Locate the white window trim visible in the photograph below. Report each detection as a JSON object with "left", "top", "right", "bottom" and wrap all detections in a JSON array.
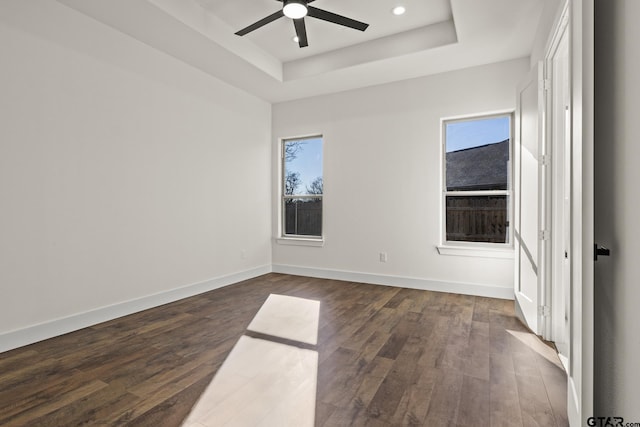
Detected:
[
  {"left": 437, "top": 244, "right": 514, "bottom": 258},
  {"left": 276, "top": 237, "right": 325, "bottom": 247},
  {"left": 278, "top": 135, "right": 324, "bottom": 243},
  {"left": 439, "top": 111, "right": 514, "bottom": 255}
]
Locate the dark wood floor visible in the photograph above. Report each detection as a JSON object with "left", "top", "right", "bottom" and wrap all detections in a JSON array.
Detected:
[{"left": 0, "top": 273, "right": 568, "bottom": 426}]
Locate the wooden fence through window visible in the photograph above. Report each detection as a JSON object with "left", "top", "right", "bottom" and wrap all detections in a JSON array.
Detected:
[
  {"left": 284, "top": 199, "right": 322, "bottom": 236},
  {"left": 446, "top": 196, "right": 508, "bottom": 243}
]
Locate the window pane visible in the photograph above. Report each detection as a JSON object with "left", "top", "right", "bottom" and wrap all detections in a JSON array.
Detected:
[
  {"left": 284, "top": 198, "right": 322, "bottom": 236},
  {"left": 282, "top": 136, "right": 323, "bottom": 238},
  {"left": 446, "top": 116, "right": 510, "bottom": 191},
  {"left": 284, "top": 138, "right": 323, "bottom": 196},
  {"left": 446, "top": 195, "right": 508, "bottom": 243}
]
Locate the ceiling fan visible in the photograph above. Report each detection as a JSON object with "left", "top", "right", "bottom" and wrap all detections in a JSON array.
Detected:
[{"left": 235, "top": 0, "right": 369, "bottom": 48}]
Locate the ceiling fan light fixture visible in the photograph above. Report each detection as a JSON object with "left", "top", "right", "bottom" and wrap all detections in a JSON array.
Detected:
[{"left": 283, "top": 0, "right": 308, "bottom": 19}]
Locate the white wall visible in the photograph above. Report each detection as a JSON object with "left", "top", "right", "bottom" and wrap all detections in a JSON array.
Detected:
[
  {"left": 272, "top": 58, "right": 530, "bottom": 298},
  {"left": 530, "top": 0, "right": 565, "bottom": 67},
  {"left": 0, "top": 1, "right": 271, "bottom": 349},
  {"left": 594, "top": 0, "right": 640, "bottom": 419}
]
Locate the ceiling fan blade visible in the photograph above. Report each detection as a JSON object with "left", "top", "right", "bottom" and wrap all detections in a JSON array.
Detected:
[
  {"left": 235, "top": 10, "right": 284, "bottom": 36},
  {"left": 307, "top": 6, "right": 369, "bottom": 31},
  {"left": 293, "top": 18, "right": 308, "bottom": 47}
]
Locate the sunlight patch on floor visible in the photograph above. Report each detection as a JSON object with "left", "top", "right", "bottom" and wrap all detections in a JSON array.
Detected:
[
  {"left": 506, "top": 329, "right": 564, "bottom": 369},
  {"left": 247, "top": 294, "right": 320, "bottom": 345},
  {"left": 182, "top": 294, "right": 320, "bottom": 427}
]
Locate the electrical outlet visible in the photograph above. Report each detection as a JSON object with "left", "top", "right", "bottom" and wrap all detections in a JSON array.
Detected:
[{"left": 379, "top": 252, "right": 387, "bottom": 262}]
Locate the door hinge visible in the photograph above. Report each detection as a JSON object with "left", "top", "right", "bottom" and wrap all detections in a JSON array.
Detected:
[
  {"left": 538, "top": 230, "right": 550, "bottom": 241},
  {"left": 541, "top": 78, "right": 551, "bottom": 91},
  {"left": 540, "top": 154, "right": 550, "bottom": 166},
  {"left": 538, "top": 305, "right": 551, "bottom": 317}
]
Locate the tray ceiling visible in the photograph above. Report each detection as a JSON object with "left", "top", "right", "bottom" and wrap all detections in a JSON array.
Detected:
[{"left": 57, "top": 0, "right": 559, "bottom": 102}]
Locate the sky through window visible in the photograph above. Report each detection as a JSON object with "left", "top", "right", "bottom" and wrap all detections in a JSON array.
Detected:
[
  {"left": 285, "top": 137, "right": 323, "bottom": 195},
  {"left": 446, "top": 116, "right": 510, "bottom": 153}
]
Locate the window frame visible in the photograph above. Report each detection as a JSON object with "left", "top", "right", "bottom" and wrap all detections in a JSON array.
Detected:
[
  {"left": 279, "top": 135, "right": 324, "bottom": 243},
  {"left": 440, "top": 111, "right": 514, "bottom": 251}
]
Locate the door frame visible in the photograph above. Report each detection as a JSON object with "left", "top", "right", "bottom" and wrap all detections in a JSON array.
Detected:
[
  {"left": 543, "top": 0, "right": 571, "bottom": 364},
  {"left": 539, "top": 1, "right": 593, "bottom": 424}
]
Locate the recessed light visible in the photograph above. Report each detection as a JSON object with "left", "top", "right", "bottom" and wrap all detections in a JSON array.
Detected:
[
  {"left": 392, "top": 6, "right": 406, "bottom": 16},
  {"left": 292, "top": 36, "right": 300, "bottom": 43}
]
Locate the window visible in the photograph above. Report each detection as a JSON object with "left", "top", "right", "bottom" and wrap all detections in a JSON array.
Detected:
[
  {"left": 281, "top": 136, "right": 323, "bottom": 239},
  {"left": 443, "top": 114, "right": 511, "bottom": 245}
]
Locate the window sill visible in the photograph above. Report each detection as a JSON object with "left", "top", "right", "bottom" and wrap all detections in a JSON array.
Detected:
[
  {"left": 276, "top": 237, "right": 324, "bottom": 247},
  {"left": 437, "top": 245, "right": 514, "bottom": 259}
]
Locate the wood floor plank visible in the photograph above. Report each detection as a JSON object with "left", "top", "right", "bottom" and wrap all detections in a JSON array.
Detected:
[
  {"left": 0, "top": 362, "right": 79, "bottom": 408},
  {"left": 423, "top": 368, "right": 464, "bottom": 426},
  {"left": 366, "top": 374, "right": 407, "bottom": 422},
  {"left": 469, "top": 320, "right": 491, "bottom": 353},
  {"left": 0, "top": 273, "right": 568, "bottom": 426},
  {"left": 0, "top": 379, "right": 107, "bottom": 426},
  {"left": 315, "top": 400, "right": 337, "bottom": 426},
  {"left": 463, "top": 346, "right": 491, "bottom": 381},
  {"left": 472, "top": 297, "right": 493, "bottom": 323},
  {"left": 534, "top": 353, "right": 570, "bottom": 427},
  {"left": 0, "top": 369, "right": 93, "bottom": 421},
  {"left": 366, "top": 333, "right": 428, "bottom": 423},
  {"left": 127, "top": 346, "right": 227, "bottom": 398},
  {"left": 0, "top": 349, "right": 39, "bottom": 372},
  {"left": 489, "top": 352, "right": 524, "bottom": 427},
  {"left": 376, "top": 312, "right": 421, "bottom": 360},
  {"left": 516, "top": 373, "right": 557, "bottom": 427},
  {"left": 322, "top": 360, "right": 393, "bottom": 427},
  {"left": 337, "top": 355, "right": 394, "bottom": 408},
  {"left": 512, "top": 348, "right": 542, "bottom": 378},
  {"left": 354, "top": 366, "right": 394, "bottom": 406},
  {"left": 124, "top": 375, "right": 214, "bottom": 427},
  {"left": 112, "top": 364, "right": 217, "bottom": 424},
  {"left": 24, "top": 384, "right": 140, "bottom": 427},
  {"left": 317, "top": 347, "right": 359, "bottom": 405},
  {"left": 457, "top": 374, "right": 490, "bottom": 427},
  {"left": 391, "top": 388, "right": 433, "bottom": 426}
]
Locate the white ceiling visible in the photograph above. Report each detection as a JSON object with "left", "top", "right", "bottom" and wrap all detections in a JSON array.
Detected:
[
  {"left": 57, "top": 0, "right": 558, "bottom": 103},
  {"left": 195, "top": 0, "right": 453, "bottom": 62}
]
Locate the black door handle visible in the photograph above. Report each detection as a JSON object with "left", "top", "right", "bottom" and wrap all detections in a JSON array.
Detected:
[{"left": 594, "top": 243, "right": 610, "bottom": 261}]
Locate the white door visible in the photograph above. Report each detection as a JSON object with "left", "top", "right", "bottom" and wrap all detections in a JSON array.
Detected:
[
  {"left": 566, "top": 0, "right": 594, "bottom": 424},
  {"left": 514, "top": 64, "right": 544, "bottom": 334},
  {"left": 548, "top": 14, "right": 571, "bottom": 369}
]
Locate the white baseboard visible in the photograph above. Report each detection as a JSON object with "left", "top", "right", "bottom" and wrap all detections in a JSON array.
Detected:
[
  {"left": 272, "top": 264, "right": 514, "bottom": 300},
  {"left": 1, "top": 263, "right": 515, "bottom": 354},
  {"left": 0, "top": 265, "right": 272, "bottom": 353}
]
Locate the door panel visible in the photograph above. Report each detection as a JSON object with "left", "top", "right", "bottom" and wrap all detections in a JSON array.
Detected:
[
  {"left": 550, "top": 23, "right": 571, "bottom": 364},
  {"left": 514, "top": 65, "right": 542, "bottom": 334}
]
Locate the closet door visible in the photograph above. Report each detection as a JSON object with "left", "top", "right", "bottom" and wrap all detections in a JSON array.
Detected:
[{"left": 514, "top": 63, "right": 545, "bottom": 334}]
